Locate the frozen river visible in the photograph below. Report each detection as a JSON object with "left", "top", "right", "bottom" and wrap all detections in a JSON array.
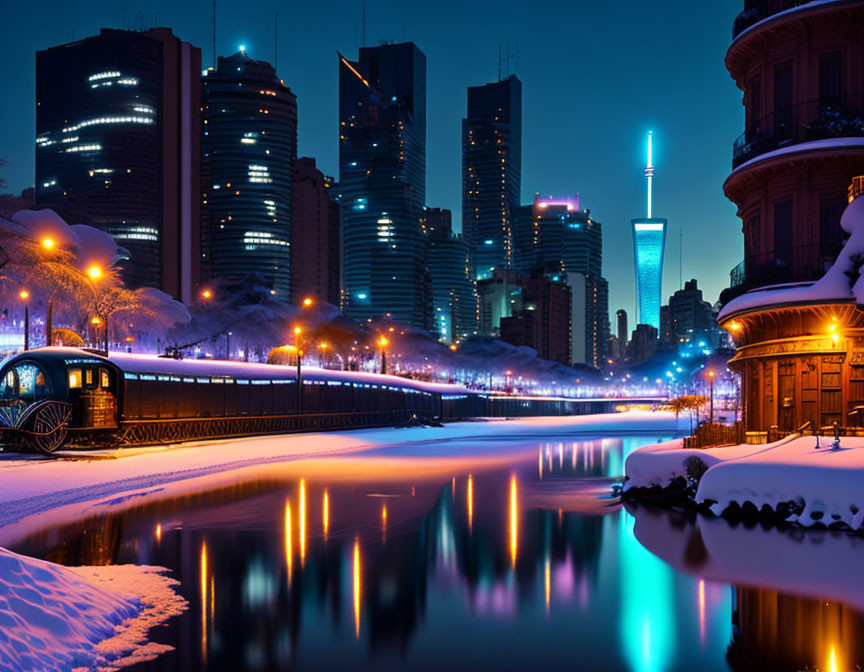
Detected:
[{"left": 5, "top": 421, "right": 864, "bottom": 671}]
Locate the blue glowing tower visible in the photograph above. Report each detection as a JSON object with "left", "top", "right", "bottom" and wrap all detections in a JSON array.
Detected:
[{"left": 631, "top": 131, "right": 667, "bottom": 329}]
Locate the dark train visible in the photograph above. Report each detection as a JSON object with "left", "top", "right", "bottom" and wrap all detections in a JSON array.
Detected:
[{"left": 0, "top": 347, "right": 629, "bottom": 455}]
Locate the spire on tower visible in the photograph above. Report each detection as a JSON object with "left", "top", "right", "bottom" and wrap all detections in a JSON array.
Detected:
[{"left": 645, "top": 131, "right": 654, "bottom": 218}]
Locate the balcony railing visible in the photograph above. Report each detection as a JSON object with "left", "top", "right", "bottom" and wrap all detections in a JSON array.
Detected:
[
  {"left": 732, "top": 0, "right": 823, "bottom": 39},
  {"left": 732, "top": 94, "right": 864, "bottom": 169},
  {"left": 721, "top": 241, "right": 843, "bottom": 304}
]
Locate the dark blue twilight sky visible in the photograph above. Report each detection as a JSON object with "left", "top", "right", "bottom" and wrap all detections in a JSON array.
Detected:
[{"left": 0, "top": 0, "right": 743, "bottom": 322}]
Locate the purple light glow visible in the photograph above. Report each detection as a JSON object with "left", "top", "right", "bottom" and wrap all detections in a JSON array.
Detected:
[{"left": 534, "top": 195, "right": 580, "bottom": 212}]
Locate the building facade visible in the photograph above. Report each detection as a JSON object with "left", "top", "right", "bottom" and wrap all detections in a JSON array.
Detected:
[
  {"left": 462, "top": 75, "right": 522, "bottom": 281},
  {"left": 201, "top": 50, "right": 297, "bottom": 298},
  {"left": 338, "top": 43, "right": 431, "bottom": 329},
  {"left": 36, "top": 28, "right": 201, "bottom": 302},
  {"left": 723, "top": 0, "right": 864, "bottom": 300},
  {"left": 499, "top": 273, "right": 571, "bottom": 365},
  {"left": 660, "top": 279, "right": 722, "bottom": 350},
  {"left": 426, "top": 208, "right": 477, "bottom": 344},
  {"left": 291, "top": 158, "right": 341, "bottom": 306}
]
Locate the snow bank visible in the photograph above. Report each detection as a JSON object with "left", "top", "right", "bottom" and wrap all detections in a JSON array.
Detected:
[
  {"left": 0, "top": 547, "right": 185, "bottom": 672},
  {"left": 625, "top": 434, "right": 864, "bottom": 530}
]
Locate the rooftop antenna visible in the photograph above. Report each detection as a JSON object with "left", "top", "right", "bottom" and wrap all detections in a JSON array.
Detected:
[
  {"left": 274, "top": 11, "right": 278, "bottom": 72},
  {"left": 361, "top": 0, "right": 366, "bottom": 47},
  {"left": 212, "top": 0, "right": 216, "bottom": 68},
  {"left": 497, "top": 43, "right": 502, "bottom": 81},
  {"left": 679, "top": 227, "right": 683, "bottom": 290},
  {"left": 645, "top": 130, "right": 654, "bottom": 218}
]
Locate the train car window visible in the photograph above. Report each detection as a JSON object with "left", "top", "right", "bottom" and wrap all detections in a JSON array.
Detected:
[
  {"left": 0, "top": 364, "right": 52, "bottom": 402},
  {"left": 85, "top": 369, "right": 94, "bottom": 387},
  {"left": 100, "top": 369, "right": 110, "bottom": 388},
  {"left": 68, "top": 368, "right": 82, "bottom": 389}
]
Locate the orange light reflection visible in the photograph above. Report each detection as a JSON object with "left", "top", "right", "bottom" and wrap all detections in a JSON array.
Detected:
[
  {"left": 200, "top": 541, "right": 208, "bottom": 663},
  {"left": 467, "top": 474, "right": 474, "bottom": 534},
  {"left": 353, "top": 537, "right": 361, "bottom": 638},
  {"left": 508, "top": 474, "right": 518, "bottom": 568},
  {"left": 299, "top": 479, "right": 307, "bottom": 567},
  {"left": 322, "top": 490, "right": 329, "bottom": 540},
  {"left": 284, "top": 501, "right": 293, "bottom": 585}
]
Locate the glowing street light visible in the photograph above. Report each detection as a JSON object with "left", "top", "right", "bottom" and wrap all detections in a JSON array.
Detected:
[
  {"left": 302, "top": 297, "right": 314, "bottom": 308},
  {"left": 378, "top": 336, "right": 389, "bottom": 374},
  {"left": 201, "top": 289, "right": 213, "bottom": 300},
  {"left": 19, "top": 290, "right": 30, "bottom": 350},
  {"left": 86, "top": 264, "right": 103, "bottom": 280},
  {"left": 41, "top": 237, "right": 55, "bottom": 250},
  {"left": 707, "top": 370, "right": 716, "bottom": 424}
]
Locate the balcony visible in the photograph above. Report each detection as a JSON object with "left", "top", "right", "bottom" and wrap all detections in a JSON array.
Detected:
[
  {"left": 721, "top": 241, "right": 844, "bottom": 305},
  {"left": 732, "top": 0, "right": 822, "bottom": 39},
  {"left": 732, "top": 94, "right": 864, "bottom": 169}
]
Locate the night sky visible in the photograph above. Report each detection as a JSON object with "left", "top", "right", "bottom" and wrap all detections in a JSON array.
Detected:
[{"left": 0, "top": 0, "right": 742, "bottom": 323}]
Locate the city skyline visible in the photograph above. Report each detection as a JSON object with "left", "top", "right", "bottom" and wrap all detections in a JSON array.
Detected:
[{"left": 0, "top": 0, "right": 742, "bottom": 324}]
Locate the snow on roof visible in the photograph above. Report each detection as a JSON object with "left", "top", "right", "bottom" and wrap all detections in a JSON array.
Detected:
[
  {"left": 719, "top": 194, "right": 864, "bottom": 320},
  {"left": 31, "top": 347, "right": 471, "bottom": 394},
  {"left": 732, "top": 0, "right": 857, "bottom": 45},
  {"left": 728, "top": 137, "right": 864, "bottom": 180}
]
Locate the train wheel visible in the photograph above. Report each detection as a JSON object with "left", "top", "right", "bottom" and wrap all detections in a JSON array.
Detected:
[{"left": 20, "top": 401, "right": 72, "bottom": 456}]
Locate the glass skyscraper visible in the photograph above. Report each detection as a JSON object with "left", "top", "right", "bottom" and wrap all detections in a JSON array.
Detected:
[
  {"left": 201, "top": 50, "right": 297, "bottom": 298},
  {"left": 338, "top": 43, "right": 430, "bottom": 329},
  {"left": 631, "top": 218, "right": 667, "bottom": 329},
  {"left": 426, "top": 208, "right": 477, "bottom": 344},
  {"left": 462, "top": 75, "right": 522, "bottom": 281},
  {"left": 36, "top": 28, "right": 201, "bottom": 302}
]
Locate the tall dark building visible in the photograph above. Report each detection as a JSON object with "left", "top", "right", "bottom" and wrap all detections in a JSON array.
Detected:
[
  {"left": 339, "top": 43, "right": 430, "bottom": 329},
  {"left": 291, "top": 158, "right": 341, "bottom": 307},
  {"left": 512, "top": 195, "right": 609, "bottom": 367},
  {"left": 616, "top": 309, "right": 628, "bottom": 346},
  {"left": 426, "top": 208, "right": 477, "bottom": 344},
  {"left": 36, "top": 28, "right": 201, "bottom": 302},
  {"left": 462, "top": 75, "right": 522, "bottom": 281},
  {"left": 201, "top": 50, "right": 297, "bottom": 298},
  {"left": 659, "top": 278, "right": 724, "bottom": 350}
]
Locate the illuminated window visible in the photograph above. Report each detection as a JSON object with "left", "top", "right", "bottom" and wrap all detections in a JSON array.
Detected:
[
  {"left": 68, "top": 369, "right": 82, "bottom": 389},
  {"left": 100, "top": 369, "right": 110, "bottom": 388}
]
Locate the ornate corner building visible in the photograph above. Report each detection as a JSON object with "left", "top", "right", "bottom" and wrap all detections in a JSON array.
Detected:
[{"left": 723, "top": 0, "right": 864, "bottom": 302}]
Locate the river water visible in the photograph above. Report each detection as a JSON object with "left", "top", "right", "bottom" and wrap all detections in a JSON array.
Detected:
[{"left": 8, "top": 432, "right": 864, "bottom": 671}]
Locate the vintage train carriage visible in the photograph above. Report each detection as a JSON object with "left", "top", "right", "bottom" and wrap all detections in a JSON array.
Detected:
[{"left": 0, "top": 348, "right": 632, "bottom": 456}]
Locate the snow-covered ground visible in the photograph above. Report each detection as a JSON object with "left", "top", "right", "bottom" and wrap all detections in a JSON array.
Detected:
[
  {"left": 0, "top": 547, "right": 186, "bottom": 672},
  {"left": 625, "top": 433, "right": 864, "bottom": 529}
]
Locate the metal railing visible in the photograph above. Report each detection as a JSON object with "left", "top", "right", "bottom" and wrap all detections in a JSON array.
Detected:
[
  {"left": 684, "top": 422, "right": 745, "bottom": 448},
  {"left": 727, "top": 241, "right": 841, "bottom": 289},
  {"left": 732, "top": 95, "right": 864, "bottom": 169}
]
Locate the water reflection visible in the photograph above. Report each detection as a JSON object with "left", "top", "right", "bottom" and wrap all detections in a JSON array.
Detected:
[{"left": 10, "top": 434, "right": 863, "bottom": 671}]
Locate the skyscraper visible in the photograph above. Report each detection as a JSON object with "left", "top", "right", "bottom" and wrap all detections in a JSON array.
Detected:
[
  {"left": 426, "top": 208, "right": 477, "bottom": 344},
  {"left": 631, "top": 131, "right": 667, "bottom": 329},
  {"left": 339, "top": 43, "right": 430, "bottom": 329},
  {"left": 512, "top": 194, "right": 609, "bottom": 367},
  {"left": 201, "top": 50, "right": 297, "bottom": 298},
  {"left": 36, "top": 28, "right": 201, "bottom": 302},
  {"left": 291, "top": 158, "right": 341, "bottom": 307},
  {"left": 462, "top": 75, "right": 522, "bottom": 281}
]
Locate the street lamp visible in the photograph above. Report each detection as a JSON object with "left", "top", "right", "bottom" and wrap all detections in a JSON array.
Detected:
[
  {"left": 19, "top": 290, "right": 29, "bottom": 351},
  {"left": 318, "top": 342, "right": 329, "bottom": 368},
  {"left": 302, "top": 297, "right": 314, "bottom": 308},
  {"left": 41, "top": 237, "right": 55, "bottom": 250},
  {"left": 378, "top": 337, "right": 389, "bottom": 374},
  {"left": 294, "top": 327, "right": 303, "bottom": 408},
  {"left": 83, "top": 264, "right": 107, "bottom": 353},
  {"left": 707, "top": 370, "right": 716, "bottom": 424},
  {"left": 201, "top": 289, "right": 213, "bottom": 300}
]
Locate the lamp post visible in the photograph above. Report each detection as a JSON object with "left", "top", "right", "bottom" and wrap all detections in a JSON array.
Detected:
[
  {"left": 85, "top": 264, "right": 108, "bottom": 354},
  {"left": 294, "top": 327, "right": 303, "bottom": 409},
  {"left": 41, "top": 237, "right": 55, "bottom": 346},
  {"left": 318, "top": 342, "right": 329, "bottom": 368},
  {"left": 19, "top": 290, "right": 29, "bottom": 351},
  {"left": 707, "top": 370, "right": 716, "bottom": 424},
  {"left": 378, "top": 337, "right": 388, "bottom": 375}
]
